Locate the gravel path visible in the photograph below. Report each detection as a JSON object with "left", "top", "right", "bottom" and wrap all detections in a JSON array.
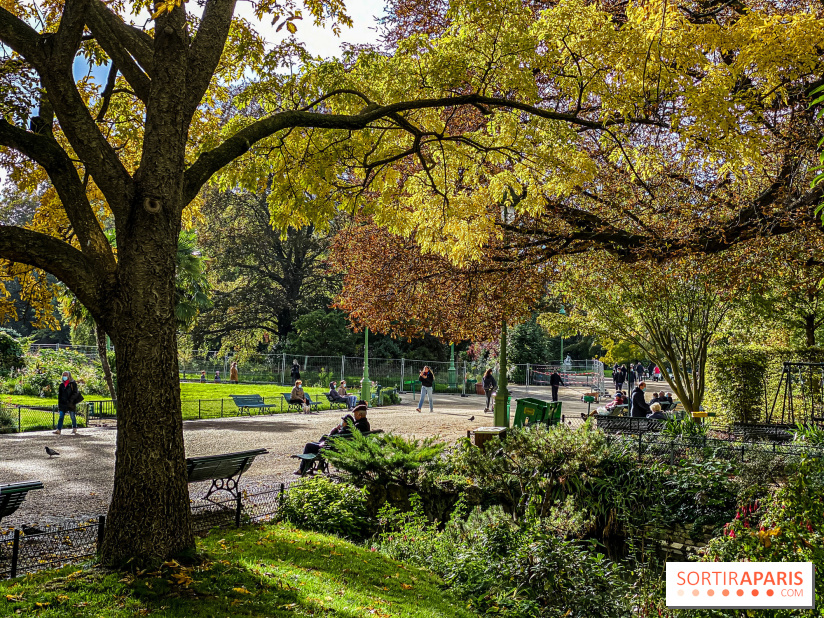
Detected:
[{"left": 0, "top": 387, "right": 590, "bottom": 529}]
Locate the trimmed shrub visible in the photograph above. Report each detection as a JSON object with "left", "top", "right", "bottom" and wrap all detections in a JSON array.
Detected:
[
  {"left": 705, "top": 345, "right": 824, "bottom": 424},
  {"left": 0, "top": 333, "right": 24, "bottom": 373},
  {"left": 278, "top": 476, "right": 370, "bottom": 540}
]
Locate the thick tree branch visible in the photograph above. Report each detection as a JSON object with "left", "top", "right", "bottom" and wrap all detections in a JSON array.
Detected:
[
  {"left": 0, "top": 6, "right": 45, "bottom": 66},
  {"left": 84, "top": 0, "right": 154, "bottom": 76},
  {"left": 83, "top": 0, "right": 151, "bottom": 102},
  {"left": 185, "top": 0, "right": 237, "bottom": 115},
  {"left": 0, "top": 226, "right": 103, "bottom": 317},
  {"left": 184, "top": 93, "right": 657, "bottom": 204},
  {"left": 0, "top": 120, "right": 116, "bottom": 272}
]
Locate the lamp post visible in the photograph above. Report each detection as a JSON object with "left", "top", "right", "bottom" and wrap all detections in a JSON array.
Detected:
[
  {"left": 493, "top": 319, "right": 509, "bottom": 427},
  {"left": 558, "top": 306, "right": 566, "bottom": 364},
  {"left": 361, "top": 327, "right": 371, "bottom": 403},
  {"left": 448, "top": 343, "right": 457, "bottom": 390}
]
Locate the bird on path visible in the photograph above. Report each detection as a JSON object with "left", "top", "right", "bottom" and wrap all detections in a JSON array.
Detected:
[
  {"left": 468, "top": 416, "right": 475, "bottom": 421},
  {"left": 21, "top": 525, "right": 44, "bottom": 536},
  {"left": 45, "top": 446, "right": 59, "bottom": 458}
]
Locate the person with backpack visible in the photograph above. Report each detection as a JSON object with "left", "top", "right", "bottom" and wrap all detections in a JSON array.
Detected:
[
  {"left": 53, "top": 370, "right": 83, "bottom": 435},
  {"left": 482, "top": 368, "right": 497, "bottom": 413},
  {"left": 416, "top": 365, "right": 435, "bottom": 413}
]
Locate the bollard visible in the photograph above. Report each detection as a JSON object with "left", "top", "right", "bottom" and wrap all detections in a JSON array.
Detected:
[
  {"left": 235, "top": 495, "right": 243, "bottom": 528},
  {"left": 10, "top": 529, "right": 19, "bottom": 578},
  {"left": 97, "top": 515, "right": 106, "bottom": 553}
]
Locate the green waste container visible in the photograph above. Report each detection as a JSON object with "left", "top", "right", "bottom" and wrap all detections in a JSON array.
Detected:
[
  {"left": 513, "top": 397, "right": 550, "bottom": 428},
  {"left": 545, "top": 401, "right": 563, "bottom": 426}
]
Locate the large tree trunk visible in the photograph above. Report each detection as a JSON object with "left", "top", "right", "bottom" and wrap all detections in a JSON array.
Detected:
[
  {"left": 94, "top": 320, "right": 116, "bottom": 402},
  {"left": 100, "top": 239, "right": 193, "bottom": 563}
]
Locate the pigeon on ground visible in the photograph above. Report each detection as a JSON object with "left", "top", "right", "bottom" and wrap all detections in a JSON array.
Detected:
[
  {"left": 468, "top": 416, "right": 475, "bottom": 421},
  {"left": 21, "top": 525, "right": 44, "bottom": 536},
  {"left": 45, "top": 446, "right": 59, "bottom": 458}
]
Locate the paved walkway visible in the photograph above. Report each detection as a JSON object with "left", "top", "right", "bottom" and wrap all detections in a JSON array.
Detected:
[{"left": 0, "top": 386, "right": 593, "bottom": 529}]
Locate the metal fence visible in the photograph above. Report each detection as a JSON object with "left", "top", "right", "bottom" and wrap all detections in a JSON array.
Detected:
[
  {"left": 179, "top": 352, "right": 606, "bottom": 396},
  {"left": 0, "top": 401, "right": 117, "bottom": 434},
  {"left": 0, "top": 483, "right": 294, "bottom": 579}
]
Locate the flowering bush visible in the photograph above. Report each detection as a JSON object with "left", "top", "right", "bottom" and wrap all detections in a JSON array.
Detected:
[{"left": 0, "top": 349, "right": 110, "bottom": 397}]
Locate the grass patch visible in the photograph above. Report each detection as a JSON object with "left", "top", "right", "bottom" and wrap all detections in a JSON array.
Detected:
[
  {"left": 4, "top": 383, "right": 352, "bottom": 428},
  {"left": 0, "top": 523, "right": 475, "bottom": 618}
]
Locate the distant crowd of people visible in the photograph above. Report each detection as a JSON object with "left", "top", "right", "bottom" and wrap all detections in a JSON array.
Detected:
[
  {"left": 585, "top": 385, "right": 675, "bottom": 420},
  {"left": 611, "top": 361, "right": 663, "bottom": 392}
]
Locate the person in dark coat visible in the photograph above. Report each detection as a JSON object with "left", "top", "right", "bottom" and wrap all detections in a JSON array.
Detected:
[
  {"left": 482, "top": 368, "right": 497, "bottom": 413},
  {"left": 627, "top": 367, "right": 636, "bottom": 391},
  {"left": 290, "top": 359, "right": 301, "bottom": 384},
  {"left": 630, "top": 381, "right": 651, "bottom": 417},
  {"left": 328, "top": 381, "right": 350, "bottom": 406},
  {"left": 295, "top": 402, "right": 370, "bottom": 475},
  {"left": 54, "top": 370, "right": 82, "bottom": 435},
  {"left": 615, "top": 365, "right": 625, "bottom": 392},
  {"left": 549, "top": 370, "right": 564, "bottom": 402}
]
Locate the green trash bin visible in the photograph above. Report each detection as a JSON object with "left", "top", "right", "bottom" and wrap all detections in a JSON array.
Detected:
[
  {"left": 545, "top": 401, "right": 563, "bottom": 426},
  {"left": 513, "top": 397, "right": 550, "bottom": 428}
]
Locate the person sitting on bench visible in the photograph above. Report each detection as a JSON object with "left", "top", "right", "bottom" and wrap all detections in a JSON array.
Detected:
[
  {"left": 294, "top": 402, "right": 370, "bottom": 475},
  {"left": 327, "top": 381, "right": 351, "bottom": 407},
  {"left": 290, "top": 380, "right": 313, "bottom": 413},
  {"left": 646, "top": 402, "right": 668, "bottom": 420},
  {"left": 337, "top": 380, "right": 357, "bottom": 408}
]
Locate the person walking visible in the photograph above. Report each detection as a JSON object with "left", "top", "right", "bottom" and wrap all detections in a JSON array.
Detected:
[
  {"left": 416, "top": 365, "right": 435, "bottom": 413},
  {"left": 482, "top": 368, "right": 497, "bottom": 413},
  {"left": 290, "top": 359, "right": 301, "bottom": 384},
  {"left": 615, "top": 365, "right": 625, "bottom": 392},
  {"left": 627, "top": 366, "right": 636, "bottom": 392},
  {"left": 229, "top": 362, "right": 239, "bottom": 384},
  {"left": 549, "top": 369, "right": 564, "bottom": 402},
  {"left": 53, "top": 371, "right": 82, "bottom": 435},
  {"left": 653, "top": 365, "right": 662, "bottom": 382}
]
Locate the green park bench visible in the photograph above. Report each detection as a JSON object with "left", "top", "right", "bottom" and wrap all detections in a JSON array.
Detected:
[
  {"left": 291, "top": 429, "right": 384, "bottom": 476},
  {"left": 595, "top": 416, "right": 665, "bottom": 434},
  {"left": 186, "top": 448, "right": 268, "bottom": 501},
  {"left": 0, "top": 481, "right": 44, "bottom": 526},
  {"left": 731, "top": 422, "right": 794, "bottom": 442},
  {"left": 280, "top": 393, "right": 322, "bottom": 414},
  {"left": 324, "top": 393, "right": 349, "bottom": 410},
  {"left": 229, "top": 394, "right": 278, "bottom": 416}
]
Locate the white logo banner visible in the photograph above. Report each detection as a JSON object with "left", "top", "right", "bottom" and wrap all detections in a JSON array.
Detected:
[{"left": 666, "top": 562, "right": 815, "bottom": 609}]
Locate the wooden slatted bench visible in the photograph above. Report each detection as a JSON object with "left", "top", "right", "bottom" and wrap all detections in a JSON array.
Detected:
[
  {"left": 731, "top": 423, "right": 794, "bottom": 443},
  {"left": 187, "top": 448, "right": 268, "bottom": 501},
  {"left": 229, "top": 394, "right": 278, "bottom": 416},
  {"left": 280, "top": 393, "right": 321, "bottom": 414},
  {"left": 292, "top": 429, "right": 384, "bottom": 476},
  {"left": 596, "top": 416, "right": 665, "bottom": 434},
  {"left": 0, "top": 481, "right": 44, "bottom": 525}
]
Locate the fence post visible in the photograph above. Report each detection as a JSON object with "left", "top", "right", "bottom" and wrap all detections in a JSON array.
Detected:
[
  {"left": 52, "top": 406, "right": 56, "bottom": 429},
  {"left": 341, "top": 355, "right": 345, "bottom": 382},
  {"left": 235, "top": 494, "right": 243, "bottom": 528},
  {"left": 638, "top": 430, "right": 642, "bottom": 462},
  {"left": 281, "top": 354, "right": 286, "bottom": 385},
  {"left": 97, "top": 515, "right": 106, "bottom": 553},
  {"left": 18, "top": 406, "right": 20, "bottom": 433},
  {"left": 221, "top": 399, "right": 224, "bottom": 418},
  {"left": 400, "top": 358, "right": 405, "bottom": 393},
  {"left": 10, "top": 529, "right": 20, "bottom": 578},
  {"left": 526, "top": 363, "right": 530, "bottom": 393},
  {"left": 462, "top": 362, "right": 467, "bottom": 397},
  {"left": 198, "top": 399, "right": 202, "bottom": 419}
]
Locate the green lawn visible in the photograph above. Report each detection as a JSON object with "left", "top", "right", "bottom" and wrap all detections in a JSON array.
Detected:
[
  {"left": 3, "top": 383, "right": 354, "bottom": 431},
  {"left": 0, "top": 523, "right": 476, "bottom": 618}
]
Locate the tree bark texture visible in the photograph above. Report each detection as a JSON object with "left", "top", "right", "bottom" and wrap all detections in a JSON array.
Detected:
[
  {"left": 94, "top": 320, "right": 116, "bottom": 402},
  {"left": 100, "top": 205, "right": 193, "bottom": 563}
]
